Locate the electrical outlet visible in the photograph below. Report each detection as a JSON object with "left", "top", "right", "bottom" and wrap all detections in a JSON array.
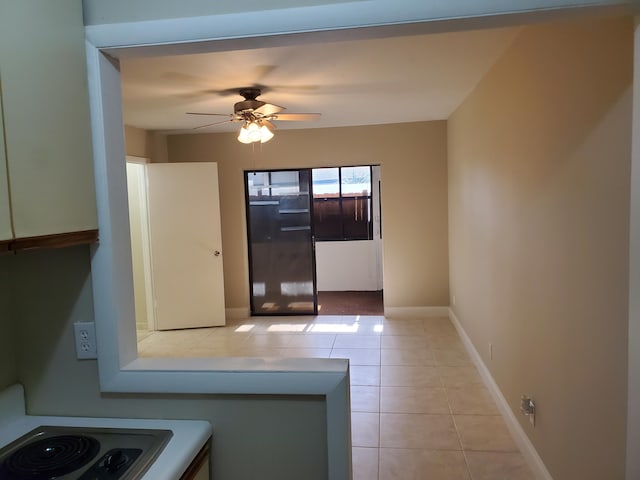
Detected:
[
  {"left": 521, "top": 395, "right": 536, "bottom": 426},
  {"left": 74, "top": 322, "right": 97, "bottom": 359}
]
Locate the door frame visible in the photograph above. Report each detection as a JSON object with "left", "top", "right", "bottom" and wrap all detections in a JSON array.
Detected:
[{"left": 125, "top": 157, "right": 156, "bottom": 331}]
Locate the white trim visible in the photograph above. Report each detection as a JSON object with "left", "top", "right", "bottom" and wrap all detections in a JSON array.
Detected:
[
  {"left": 85, "top": 39, "right": 352, "bottom": 480},
  {"left": 372, "top": 165, "right": 384, "bottom": 291},
  {"left": 84, "top": 1, "right": 628, "bottom": 52},
  {"left": 125, "top": 159, "right": 156, "bottom": 332},
  {"left": 627, "top": 16, "right": 640, "bottom": 480},
  {"left": 448, "top": 308, "right": 554, "bottom": 480},
  {"left": 384, "top": 306, "right": 450, "bottom": 318},
  {"left": 225, "top": 307, "right": 250, "bottom": 320}
]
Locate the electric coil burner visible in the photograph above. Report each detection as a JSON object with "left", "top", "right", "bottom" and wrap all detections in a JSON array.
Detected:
[{"left": 0, "top": 426, "right": 172, "bottom": 479}]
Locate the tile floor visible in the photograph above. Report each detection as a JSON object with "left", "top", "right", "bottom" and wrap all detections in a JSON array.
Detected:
[{"left": 137, "top": 315, "right": 534, "bottom": 480}]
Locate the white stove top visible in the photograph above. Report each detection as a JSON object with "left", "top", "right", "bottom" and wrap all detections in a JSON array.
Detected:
[{"left": 0, "top": 385, "right": 212, "bottom": 480}]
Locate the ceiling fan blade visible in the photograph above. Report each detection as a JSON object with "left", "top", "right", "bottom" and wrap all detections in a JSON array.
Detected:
[
  {"left": 262, "top": 119, "right": 277, "bottom": 130},
  {"left": 193, "top": 119, "right": 235, "bottom": 130},
  {"left": 254, "top": 103, "right": 285, "bottom": 116},
  {"left": 271, "top": 113, "right": 321, "bottom": 122},
  {"left": 186, "top": 112, "right": 234, "bottom": 117}
]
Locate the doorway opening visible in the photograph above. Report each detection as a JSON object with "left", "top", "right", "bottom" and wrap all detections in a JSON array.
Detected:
[{"left": 244, "top": 165, "right": 383, "bottom": 316}]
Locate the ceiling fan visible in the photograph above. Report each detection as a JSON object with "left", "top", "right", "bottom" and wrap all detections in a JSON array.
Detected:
[{"left": 186, "top": 87, "right": 321, "bottom": 144}]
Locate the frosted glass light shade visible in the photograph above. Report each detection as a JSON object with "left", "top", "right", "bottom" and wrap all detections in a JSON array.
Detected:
[
  {"left": 237, "top": 120, "right": 275, "bottom": 144},
  {"left": 259, "top": 124, "right": 274, "bottom": 143},
  {"left": 238, "top": 124, "right": 252, "bottom": 144}
]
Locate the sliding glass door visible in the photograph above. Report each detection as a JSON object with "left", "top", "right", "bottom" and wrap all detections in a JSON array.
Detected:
[{"left": 245, "top": 169, "right": 317, "bottom": 315}]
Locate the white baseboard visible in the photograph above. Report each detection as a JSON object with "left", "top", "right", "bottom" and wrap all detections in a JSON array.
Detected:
[
  {"left": 225, "top": 307, "right": 250, "bottom": 320},
  {"left": 384, "top": 306, "right": 450, "bottom": 318},
  {"left": 448, "top": 308, "right": 553, "bottom": 480}
]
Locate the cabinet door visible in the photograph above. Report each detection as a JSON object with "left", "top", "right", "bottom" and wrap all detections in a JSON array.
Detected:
[
  {"left": 180, "top": 443, "right": 210, "bottom": 480},
  {"left": 0, "top": 0, "right": 97, "bottom": 238},
  {"left": 0, "top": 79, "right": 12, "bottom": 243}
]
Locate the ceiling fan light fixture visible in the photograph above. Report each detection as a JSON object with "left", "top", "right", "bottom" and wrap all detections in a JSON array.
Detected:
[
  {"left": 247, "top": 121, "right": 262, "bottom": 143},
  {"left": 237, "top": 123, "right": 253, "bottom": 144},
  {"left": 237, "top": 120, "right": 275, "bottom": 144},
  {"left": 259, "top": 123, "right": 274, "bottom": 143}
]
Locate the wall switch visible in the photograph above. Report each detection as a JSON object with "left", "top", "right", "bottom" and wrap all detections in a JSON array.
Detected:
[
  {"left": 74, "top": 322, "right": 97, "bottom": 359},
  {"left": 452, "top": 295, "right": 456, "bottom": 305},
  {"left": 489, "top": 343, "right": 493, "bottom": 360}
]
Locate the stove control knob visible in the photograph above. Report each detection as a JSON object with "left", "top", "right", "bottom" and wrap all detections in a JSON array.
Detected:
[{"left": 104, "top": 450, "right": 128, "bottom": 472}]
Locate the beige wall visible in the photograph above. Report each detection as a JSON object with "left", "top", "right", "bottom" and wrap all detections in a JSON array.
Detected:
[
  {"left": 448, "top": 16, "right": 632, "bottom": 479},
  {"left": 0, "top": 255, "right": 17, "bottom": 390},
  {"left": 167, "top": 121, "right": 450, "bottom": 310},
  {"left": 11, "top": 246, "right": 328, "bottom": 480},
  {"left": 124, "top": 125, "right": 168, "bottom": 162}
]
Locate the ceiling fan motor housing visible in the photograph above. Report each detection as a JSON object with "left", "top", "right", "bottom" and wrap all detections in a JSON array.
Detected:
[
  {"left": 234, "top": 87, "right": 265, "bottom": 114},
  {"left": 234, "top": 99, "right": 265, "bottom": 113}
]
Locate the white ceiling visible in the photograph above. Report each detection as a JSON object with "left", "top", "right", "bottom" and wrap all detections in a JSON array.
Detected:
[{"left": 119, "top": 26, "right": 520, "bottom": 134}]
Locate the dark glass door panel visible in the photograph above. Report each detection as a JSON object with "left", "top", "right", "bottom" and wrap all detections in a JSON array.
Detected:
[{"left": 245, "top": 170, "right": 317, "bottom": 315}]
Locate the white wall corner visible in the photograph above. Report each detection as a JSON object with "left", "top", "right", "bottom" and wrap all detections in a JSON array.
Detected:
[
  {"left": 384, "top": 306, "right": 450, "bottom": 318},
  {"left": 448, "top": 308, "right": 554, "bottom": 480}
]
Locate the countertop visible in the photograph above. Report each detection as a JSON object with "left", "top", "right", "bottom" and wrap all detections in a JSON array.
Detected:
[{"left": 0, "top": 384, "right": 212, "bottom": 480}]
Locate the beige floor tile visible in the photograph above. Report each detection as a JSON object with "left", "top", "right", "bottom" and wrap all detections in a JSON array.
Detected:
[
  {"left": 465, "top": 452, "right": 534, "bottom": 480},
  {"left": 136, "top": 329, "right": 153, "bottom": 342},
  {"left": 351, "top": 386, "right": 380, "bottom": 412},
  {"left": 433, "top": 348, "right": 473, "bottom": 366},
  {"left": 350, "top": 366, "right": 381, "bottom": 386},
  {"left": 183, "top": 334, "right": 246, "bottom": 350},
  {"left": 243, "top": 333, "right": 297, "bottom": 348},
  {"left": 381, "top": 335, "right": 430, "bottom": 349},
  {"left": 310, "top": 321, "right": 371, "bottom": 334},
  {"left": 285, "top": 334, "right": 336, "bottom": 348},
  {"left": 379, "top": 448, "right": 470, "bottom": 480},
  {"left": 454, "top": 415, "right": 518, "bottom": 452},
  {"left": 331, "top": 348, "right": 381, "bottom": 366},
  {"left": 380, "top": 387, "right": 450, "bottom": 414},
  {"left": 384, "top": 318, "right": 424, "bottom": 326},
  {"left": 447, "top": 387, "right": 499, "bottom": 415},
  {"left": 381, "top": 365, "right": 442, "bottom": 387},
  {"left": 438, "top": 366, "right": 483, "bottom": 388},
  {"left": 261, "top": 320, "right": 312, "bottom": 333},
  {"left": 381, "top": 348, "right": 436, "bottom": 366},
  {"left": 427, "top": 334, "right": 467, "bottom": 350},
  {"left": 139, "top": 315, "right": 535, "bottom": 480},
  {"left": 353, "top": 447, "right": 379, "bottom": 480},
  {"left": 334, "top": 335, "right": 382, "bottom": 349},
  {"left": 422, "top": 318, "right": 456, "bottom": 332},
  {"left": 381, "top": 323, "right": 425, "bottom": 336},
  {"left": 380, "top": 413, "right": 461, "bottom": 450},
  {"left": 352, "top": 412, "right": 380, "bottom": 448},
  {"left": 208, "top": 323, "right": 257, "bottom": 336},
  {"left": 230, "top": 346, "right": 282, "bottom": 357}
]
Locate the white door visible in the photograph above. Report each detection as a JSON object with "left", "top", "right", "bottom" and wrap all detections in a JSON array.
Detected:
[{"left": 147, "top": 162, "right": 225, "bottom": 330}]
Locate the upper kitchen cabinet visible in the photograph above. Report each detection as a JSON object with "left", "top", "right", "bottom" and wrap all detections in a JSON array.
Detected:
[{"left": 0, "top": 0, "right": 97, "bottom": 248}]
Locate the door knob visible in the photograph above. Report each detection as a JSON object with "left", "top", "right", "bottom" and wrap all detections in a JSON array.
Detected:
[{"left": 213, "top": 250, "right": 221, "bottom": 256}]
